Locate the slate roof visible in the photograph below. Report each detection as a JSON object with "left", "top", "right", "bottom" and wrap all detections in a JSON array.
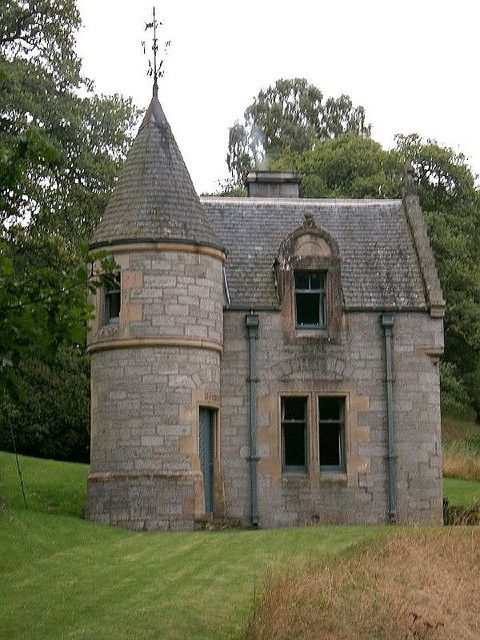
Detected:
[
  {"left": 201, "top": 197, "right": 428, "bottom": 310},
  {"left": 90, "top": 95, "right": 222, "bottom": 250}
]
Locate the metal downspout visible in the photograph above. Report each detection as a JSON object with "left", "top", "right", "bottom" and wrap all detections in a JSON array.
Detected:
[
  {"left": 245, "top": 313, "right": 259, "bottom": 527},
  {"left": 381, "top": 313, "right": 397, "bottom": 523}
]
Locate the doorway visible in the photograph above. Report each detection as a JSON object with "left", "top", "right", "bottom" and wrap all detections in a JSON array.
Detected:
[{"left": 199, "top": 407, "right": 215, "bottom": 513}]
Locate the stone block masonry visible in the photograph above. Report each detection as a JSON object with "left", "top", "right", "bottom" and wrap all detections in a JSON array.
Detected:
[
  {"left": 220, "top": 310, "right": 443, "bottom": 527},
  {"left": 87, "top": 247, "right": 224, "bottom": 530},
  {"left": 87, "top": 346, "right": 221, "bottom": 530}
]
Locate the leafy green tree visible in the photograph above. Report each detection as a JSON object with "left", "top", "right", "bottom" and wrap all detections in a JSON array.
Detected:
[
  {"left": 271, "top": 134, "right": 402, "bottom": 198},
  {"left": 0, "top": 346, "right": 91, "bottom": 461},
  {"left": 0, "top": 1, "right": 138, "bottom": 458},
  {"left": 396, "top": 136, "right": 480, "bottom": 420},
  {"left": 1, "top": 0, "right": 138, "bottom": 242},
  {"left": 227, "top": 78, "right": 371, "bottom": 185}
]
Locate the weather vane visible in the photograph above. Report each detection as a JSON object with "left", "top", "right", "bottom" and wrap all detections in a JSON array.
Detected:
[{"left": 142, "top": 7, "right": 171, "bottom": 97}]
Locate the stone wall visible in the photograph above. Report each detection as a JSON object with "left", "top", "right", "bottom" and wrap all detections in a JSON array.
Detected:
[
  {"left": 89, "top": 249, "right": 224, "bottom": 346},
  {"left": 87, "top": 248, "right": 224, "bottom": 530},
  {"left": 219, "top": 310, "right": 444, "bottom": 527}
]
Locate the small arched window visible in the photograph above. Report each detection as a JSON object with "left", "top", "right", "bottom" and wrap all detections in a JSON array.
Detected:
[{"left": 275, "top": 212, "right": 342, "bottom": 340}]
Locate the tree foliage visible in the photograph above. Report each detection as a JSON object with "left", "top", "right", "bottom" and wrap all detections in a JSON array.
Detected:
[
  {"left": 1, "top": 0, "right": 138, "bottom": 240},
  {"left": 0, "top": 0, "right": 138, "bottom": 458},
  {"left": 227, "top": 78, "right": 371, "bottom": 185},
  {"left": 270, "top": 134, "right": 402, "bottom": 198}
]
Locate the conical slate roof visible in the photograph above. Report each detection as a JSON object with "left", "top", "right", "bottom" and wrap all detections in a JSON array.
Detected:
[{"left": 90, "top": 93, "right": 222, "bottom": 250}]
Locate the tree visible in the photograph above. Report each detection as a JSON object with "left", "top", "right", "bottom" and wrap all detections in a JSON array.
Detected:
[
  {"left": 0, "top": 1, "right": 138, "bottom": 458},
  {"left": 227, "top": 78, "right": 371, "bottom": 185},
  {"left": 1, "top": 0, "right": 138, "bottom": 242},
  {"left": 396, "top": 136, "right": 480, "bottom": 420},
  {"left": 270, "top": 134, "right": 402, "bottom": 198}
]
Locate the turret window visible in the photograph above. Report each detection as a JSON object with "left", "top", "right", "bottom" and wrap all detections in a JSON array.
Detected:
[
  {"left": 104, "top": 272, "right": 121, "bottom": 324},
  {"left": 294, "top": 271, "right": 327, "bottom": 329}
]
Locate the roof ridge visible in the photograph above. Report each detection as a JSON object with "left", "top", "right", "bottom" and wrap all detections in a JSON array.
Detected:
[{"left": 200, "top": 197, "right": 403, "bottom": 206}]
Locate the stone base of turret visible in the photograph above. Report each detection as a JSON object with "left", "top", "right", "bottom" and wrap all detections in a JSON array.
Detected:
[{"left": 86, "top": 470, "right": 204, "bottom": 531}]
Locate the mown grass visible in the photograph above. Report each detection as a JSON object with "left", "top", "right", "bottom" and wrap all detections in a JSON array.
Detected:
[
  {"left": 0, "top": 450, "right": 88, "bottom": 515},
  {"left": 0, "top": 451, "right": 387, "bottom": 640},
  {"left": 443, "top": 477, "right": 480, "bottom": 508},
  {"left": 1, "top": 410, "right": 479, "bottom": 640}
]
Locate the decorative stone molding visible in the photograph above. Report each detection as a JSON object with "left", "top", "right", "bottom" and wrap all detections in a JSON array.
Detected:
[
  {"left": 275, "top": 211, "right": 343, "bottom": 341},
  {"left": 90, "top": 240, "right": 226, "bottom": 263},
  {"left": 87, "top": 336, "right": 223, "bottom": 354}
]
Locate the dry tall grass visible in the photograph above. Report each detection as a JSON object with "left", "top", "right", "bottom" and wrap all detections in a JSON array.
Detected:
[
  {"left": 246, "top": 529, "right": 480, "bottom": 640},
  {"left": 443, "top": 442, "right": 480, "bottom": 481}
]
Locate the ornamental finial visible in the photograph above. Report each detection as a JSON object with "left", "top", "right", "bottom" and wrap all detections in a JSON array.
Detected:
[
  {"left": 142, "top": 7, "right": 171, "bottom": 97},
  {"left": 302, "top": 210, "right": 316, "bottom": 229}
]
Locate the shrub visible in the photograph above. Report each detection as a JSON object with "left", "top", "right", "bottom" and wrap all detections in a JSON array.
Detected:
[{"left": 0, "top": 346, "right": 90, "bottom": 462}]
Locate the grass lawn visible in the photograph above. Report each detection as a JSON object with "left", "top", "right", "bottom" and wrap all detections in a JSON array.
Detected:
[
  {"left": 2, "top": 420, "right": 479, "bottom": 640},
  {"left": 443, "top": 477, "right": 480, "bottom": 507},
  {"left": 0, "top": 451, "right": 387, "bottom": 640}
]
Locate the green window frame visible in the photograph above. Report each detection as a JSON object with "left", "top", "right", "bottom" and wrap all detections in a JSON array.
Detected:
[{"left": 294, "top": 271, "right": 327, "bottom": 330}]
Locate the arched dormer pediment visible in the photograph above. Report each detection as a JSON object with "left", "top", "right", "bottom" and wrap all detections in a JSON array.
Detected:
[{"left": 275, "top": 212, "right": 342, "bottom": 341}]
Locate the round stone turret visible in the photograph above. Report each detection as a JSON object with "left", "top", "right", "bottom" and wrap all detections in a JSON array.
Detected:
[{"left": 86, "top": 92, "right": 225, "bottom": 530}]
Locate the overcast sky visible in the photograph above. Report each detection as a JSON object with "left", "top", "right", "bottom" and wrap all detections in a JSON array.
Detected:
[{"left": 76, "top": 0, "right": 480, "bottom": 194}]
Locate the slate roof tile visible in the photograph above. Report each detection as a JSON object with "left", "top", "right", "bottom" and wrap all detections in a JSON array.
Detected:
[
  {"left": 201, "top": 198, "right": 427, "bottom": 310},
  {"left": 90, "top": 96, "right": 221, "bottom": 249}
]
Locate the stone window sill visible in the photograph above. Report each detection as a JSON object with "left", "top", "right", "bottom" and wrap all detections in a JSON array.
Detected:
[
  {"left": 282, "top": 471, "right": 309, "bottom": 487},
  {"left": 319, "top": 471, "right": 347, "bottom": 483}
]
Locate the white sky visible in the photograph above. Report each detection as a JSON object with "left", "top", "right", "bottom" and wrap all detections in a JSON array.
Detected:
[{"left": 76, "top": 0, "right": 480, "bottom": 194}]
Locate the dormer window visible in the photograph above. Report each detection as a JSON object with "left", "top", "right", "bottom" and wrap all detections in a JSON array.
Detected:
[
  {"left": 294, "top": 271, "right": 327, "bottom": 330},
  {"left": 104, "top": 272, "right": 121, "bottom": 324},
  {"left": 276, "top": 212, "right": 342, "bottom": 341}
]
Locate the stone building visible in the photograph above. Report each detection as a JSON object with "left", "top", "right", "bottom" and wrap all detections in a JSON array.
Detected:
[{"left": 86, "top": 89, "right": 445, "bottom": 530}]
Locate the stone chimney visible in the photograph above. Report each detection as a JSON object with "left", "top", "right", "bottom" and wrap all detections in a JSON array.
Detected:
[{"left": 246, "top": 171, "right": 300, "bottom": 198}]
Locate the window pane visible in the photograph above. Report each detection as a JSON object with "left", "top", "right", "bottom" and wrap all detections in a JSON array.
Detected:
[
  {"left": 107, "top": 291, "right": 121, "bottom": 320},
  {"left": 310, "top": 273, "right": 324, "bottom": 290},
  {"left": 283, "top": 423, "right": 306, "bottom": 467},
  {"left": 319, "top": 397, "right": 345, "bottom": 469},
  {"left": 319, "top": 397, "right": 342, "bottom": 421},
  {"left": 282, "top": 397, "right": 307, "bottom": 469},
  {"left": 296, "top": 293, "right": 320, "bottom": 326},
  {"left": 283, "top": 397, "right": 306, "bottom": 421},
  {"left": 319, "top": 424, "right": 341, "bottom": 466},
  {"left": 105, "top": 272, "right": 121, "bottom": 323},
  {"left": 294, "top": 272, "right": 310, "bottom": 289}
]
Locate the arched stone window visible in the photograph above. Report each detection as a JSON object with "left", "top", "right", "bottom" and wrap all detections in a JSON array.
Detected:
[{"left": 275, "top": 212, "right": 342, "bottom": 340}]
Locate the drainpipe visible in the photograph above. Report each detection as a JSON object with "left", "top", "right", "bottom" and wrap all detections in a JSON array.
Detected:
[
  {"left": 381, "top": 313, "right": 397, "bottom": 523},
  {"left": 245, "top": 312, "right": 260, "bottom": 527}
]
